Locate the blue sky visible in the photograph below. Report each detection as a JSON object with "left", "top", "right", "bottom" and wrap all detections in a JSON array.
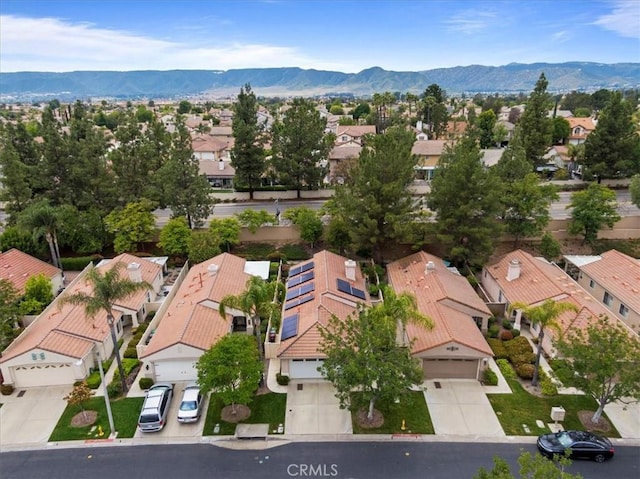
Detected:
[{"left": 1, "top": 0, "right": 638, "bottom": 73}]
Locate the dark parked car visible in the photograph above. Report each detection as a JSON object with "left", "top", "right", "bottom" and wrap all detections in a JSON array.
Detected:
[{"left": 537, "top": 430, "right": 614, "bottom": 462}]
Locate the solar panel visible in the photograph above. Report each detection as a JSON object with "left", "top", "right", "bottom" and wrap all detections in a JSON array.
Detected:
[
  {"left": 352, "top": 287, "right": 366, "bottom": 300},
  {"left": 287, "top": 271, "right": 314, "bottom": 288},
  {"left": 298, "top": 295, "right": 314, "bottom": 306},
  {"left": 336, "top": 278, "right": 367, "bottom": 300},
  {"left": 289, "top": 265, "right": 302, "bottom": 277},
  {"left": 284, "top": 293, "right": 315, "bottom": 311},
  {"left": 286, "top": 282, "right": 315, "bottom": 301},
  {"left": 281, "top": 314, "right": 299, "bottom": 340},
  {"left": 301, "top": 261, "right": 314, "bottom": 273},
  {"left": 300, "top": 282, "right": 315, "bottom": 295}
]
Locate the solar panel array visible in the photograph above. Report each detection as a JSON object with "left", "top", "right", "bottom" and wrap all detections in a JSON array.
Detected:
[
  {"left": 288, "top": 261, "right": 314, "bottom": 278},
  {"left": 284, "top": 294, "right": 314, "bottom": 311},
  {"left": 286, "top": 282, "right": 315, "bottom": 301},
  {"left": 287, "top": 270, "right": 314, "bottom": 288},
  {"left": 336, "top": 278, "right": 366, "bottom": 300},
  {"left": 281, "top": 314, "right": 299, "bottom": 340}
]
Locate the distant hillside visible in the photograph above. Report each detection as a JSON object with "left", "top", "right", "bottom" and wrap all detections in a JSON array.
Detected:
[{"left": 1, "top": 62, "right": 639, "bottom": 101}]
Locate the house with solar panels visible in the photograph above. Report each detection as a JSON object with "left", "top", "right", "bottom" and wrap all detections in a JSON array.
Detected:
[{"left": 265, "top": 250, "right": 370, "bottom": 381}]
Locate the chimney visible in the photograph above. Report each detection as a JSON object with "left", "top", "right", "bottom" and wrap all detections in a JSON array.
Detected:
[
  {"left": 425, "top": 261, "right": 436, "bottom": 274},
  {"left": 127, "top": 262, "right": 142, "bottom": 283},
  {"left": 207, "top": 263, "right": 219, "bottom": 276},
  {"left": 416, "top": 120, "right": 423, "bottom": 131},
  {"left": 218, "top": 159, "right": 224, "bottom": 171},
  {"left": 506, "top": 259, "right": 521, "bottom": 282},
  {"left": 345, "top": 259, "right": 357, "bottom": 282}
]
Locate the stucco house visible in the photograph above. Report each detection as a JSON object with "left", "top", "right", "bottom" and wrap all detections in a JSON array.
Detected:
[
  {"left": 335, "top": 125, "right": 376, "bottom": 147},
  {"left": 138, "top": 253, "right": 268, "bottom": 382},
  {"left": 327, "top": 145, "right": 362, "bottom": 183},
  {"left": 387, "top": 252, "right": 493, "bottom": 380},
  {"left": 411, "top": 139, "right": 449, "bottom": 181},
  {"left": 565, "top": 250, "right": 640, "bottom": 335},
  {"left": 566, "top": 117, "right": 596, "bottom": 145},
  {"left": 0, "top": 248, "right": 64, "bottom": 297},
  {"left": 0, "top": 254, "right": 162, "bottom": 388},
  {"left": 265, "top": 250, "right": 370, "bottom": 381}
]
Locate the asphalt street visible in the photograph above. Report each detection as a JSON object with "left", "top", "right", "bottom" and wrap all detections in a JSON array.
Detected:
[{"left": 1, "top": 442, "right": 638, "bottom": 479}]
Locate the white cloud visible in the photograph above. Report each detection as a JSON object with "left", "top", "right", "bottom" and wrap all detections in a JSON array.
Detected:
[
  {"left": 0, "top": 15, "right": 351, "bottom": 72},
  {"left": 551, "top": 30, "right": 570, "bottom": 42},
  {"left": 593, "top": 1, "right": 640, "bottom": 39},
  {"left": 443, "top": 9, "right": 497, "bottom": 34}
]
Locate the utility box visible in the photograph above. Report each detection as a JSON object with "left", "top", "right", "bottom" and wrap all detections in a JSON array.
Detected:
[{"left": 551, "top": 406, "right": 566, "bottom": 422}]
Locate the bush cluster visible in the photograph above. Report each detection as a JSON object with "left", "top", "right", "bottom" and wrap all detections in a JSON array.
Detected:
[
  {"left": 483, "top": 367, "right": 498, "bottom": 386},
  {"left": 539, "top": 369, "right": 558, "bottom": 396},
  {"left": 276, "top": 373, "right": 290, "bottom": 385},
  {"left": 504, "top": 336, "right": 534, "bottom": 365},
  {"left": 487, "top": 338, "right": 508, "bottom": 360},
  {"left": 368, "top": 284, "right": 379, "bottom": 297},
  {"left": 515, "top": 363, "right": 535, "bottom": 379},
  {"left": 59, "top": 255, "right": 102, "bottom": 271},
  {"left": 496, "top": 359, "right": 516, "bottom": 379},
  {"left": 0, "top": 384, "right": 15, "bottom": 395},
  {"left": 501, "top": 319, "right": 513, "bottom": 330},
  {"left": 499, "top": 330, "right": 514, "bottom": 341},
  {"left": 488, "top": 324, "right": 500, "bottom": 338},
  {"left": 138, "top": 377, "right": 154, "bottom": 390}
]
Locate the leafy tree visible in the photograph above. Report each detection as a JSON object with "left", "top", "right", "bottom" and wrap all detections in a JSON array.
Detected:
[
  {"left": 561, "top": 90, "right": 592, "bottom": 113},
  {"left": 329, "top": 127, "right": 419, "bottom": 262},
  {"left": 351, "top": 102, "right": 370, "bottom": 120},
  {"left": 323, "top": 215, "right": 351, "bottom": 255},
  {"left": 177, "top": 100, "right": 192, "bottom": 114},
  {"left": 104, "top": 198, "right": 156, "bottom": 254},
  {"left": 235, "top": 209, "right": 275, "bottom": 234},
  {"left": 187, "top": 230, "right": 221, "bottom": 264},
  {"left": 538, "top": 232, "right": 561, "bottom": 262},
  {"left": 475, "top": 450, "right": 581, "bottom": 479},
  {"left": 552, "top": 117, "right": 571, "bottom": 144},
  {"left": 428, "top": 135, "right": 503, "bottom": 267},
  {"left": 493, "top": 137, "right": 534, "bottom": 182},
  {"left": 591, "top": 89, "right": 612, "bottom": 111},
  {"left": 557, "top": 316, "right": 640, "bottom": 424},
  {"left": 219, "top": 276, "right": 281, "bottom": 360},
  {"left": 518, "top": 73, "right": 553, "bottom": 166},
  {"left": 18, "top": 200, "right": 63, "bottom": 269},
  {"left": 158, "top": 116, "right": 215, "bottom": 228},
  {"left": 56, "top": 205, "right": 106, "bottom": 255},
  {"left": 283, "top": 206, "right": 323, "bottom": 248},
  {"left": 196, "top": 334, "right": 262, "bottom": 415},
  {"left": 567, "top": 184, "right": 621, "bottom": 245},
  {"left": 0, "top": 123, "right": 33, "bottom": 215},
  {"left": 583, "top": 91, "right": 640, "bottom": 179},
  {"left": 337, "top": 117, "right": 356, "bottom": 126},
  {"left": 0, "top": 227, "right": 39, "bottom": 257},
  {"left": 60, "top": 262, "right": 152, "bottom": 393},
  {"left": 271, "top": 98, "right": 332, "bottom": 197},
  {"left": 158, "top": 217, "right": 191, "bottom": 257},
  {"left": 630, "top": 174, "right": 640, "bottom": 208},
  {"left": 509, "top": 300, "right": 579, "bottom": 387},
  {"left": 476, "top": 110, "right": 497, "bottom": 148},
  {"left": 501, "top": 173, "right": 558, "bottom": 247},
  {"left": 209, "top": 218, "right": 241, "bottom": 252},
  {"left": 0, "top": 279, "right": 20, "bottom": 352},
  {"left": 329, "top": 104, "right": 344, "bottom": 115},
  {"left": 231, "top": 84, "right": 266, "bottom": 200},
  {"left": 20, "top": 273, "right": 54, "bottom": 315},
  {"left": 320, "top": 289, "right": 430, "bottom": 421},
  {"left": 63, "top": 382, "right": 95, "bottom": 422},
  {"left": 135, "top": 105, "right": 153, "bottom": 123}
]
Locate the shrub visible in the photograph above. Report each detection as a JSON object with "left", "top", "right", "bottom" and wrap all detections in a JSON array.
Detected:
[
  {"left": 501, "top": 319, "right": 513, "bottom": 330},
  {"left": 488, "top": 316, "right": 497, "bottom": 326},
  {"left": 368, "top": 284, "right": 379, "bottom": 297},
  {"left": 511, "top": 328, "right": 521, "bottom": 338},
  {"left": 511, "top": 352, "right": 536, "bottom": 366},
  {"left": 0, "top": 384, "right": 14, "bottom": 395},
  {"left": 266, "top": 251, "right": 286, "bottom": 261},
  {"left": 487, "top": 338, "right": 508, "bottom": 360},
  {"left": 515, "top": 363, "right": 535, "bottom": 379},
  {"left": 483, "top": 367, "right": 498, "bottom": 386},
  {"left": 139, "top": 377, "right": 154, "bottom": 390},
  {"left": 86, "top": 371, "right": 102, "bottom": 389},
  {"left": 276, "top": 373, "right": 290, "bottom": 385},
  {"left": 499, "top": 330, "right": 513, "bottom": 341},
  {"left": 496, "top": 359, "right": 516, "bottom": 379},
  {"left": 488, "top": 324, "right": 500, "bottom": 338},
  {"left": 59, "top": 255, "right": 102, "bottom": 271},
  {"left": 117, "top": 338, "right": 124, "bottom": 349},
  {"left": 107, "top": 381, "right": 122, "bottom": 398},
  {"left": 279, "top": 243, "right": 309, "bottom": 261},
  {"left": 123, "top": 347, "right": 138, "bottom": 359},
  {"left": 504, "top": 336, "right": 532, "bottom": 360},
  {"left": 539, "top": 370, "right": 558, "bottom": 396}
]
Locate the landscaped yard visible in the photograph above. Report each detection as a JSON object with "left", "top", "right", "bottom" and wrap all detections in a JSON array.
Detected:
[
  {"left": 203, "top": 392, "right": 287, "bottom": 436},
  {"left": 49, "top": 396, "right": 144, "bottom": 441},
  {"left": 351, "top": 391, "right": 434, "bottom": 435},
  {"left": 487, "top": 378, "right": 620, "bottom": 437}
]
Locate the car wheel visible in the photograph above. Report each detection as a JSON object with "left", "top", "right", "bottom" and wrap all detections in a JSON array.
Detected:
[{"left": 594, "top": 454, "right": 606, "bottom": 463}]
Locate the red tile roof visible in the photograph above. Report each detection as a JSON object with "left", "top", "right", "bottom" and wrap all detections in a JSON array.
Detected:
[
  {"left": 97, "top": 254, "right": 161, "bottom": 312},
  {"left": 0, "top": 248, "right": 61, "bottom": 295}
]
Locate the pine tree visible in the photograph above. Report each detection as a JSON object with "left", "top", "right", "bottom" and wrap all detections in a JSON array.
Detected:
[{"left": 517, "top": 73, "right": 553, "bottom": 167}]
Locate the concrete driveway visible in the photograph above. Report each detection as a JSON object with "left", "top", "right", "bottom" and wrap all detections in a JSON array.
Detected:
[
  {"left": 423, "top": 379, "right": 505, "bottom": 437},
  {"left": 0, "top": 385, "right": 71, "bottom": 447},
  {"left": 285, "top": 382, "right": 352, "bottom": 435},
  {"left": 604, "top": 400, "right": 640, "bottom": 439},
  {"left": 133, "top": 382, "right": 207, "bottom": 439}
]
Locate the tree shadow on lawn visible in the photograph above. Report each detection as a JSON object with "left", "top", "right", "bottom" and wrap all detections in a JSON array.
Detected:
[{"left": 350, "top": 391, "right": 434, "bottom": 435}]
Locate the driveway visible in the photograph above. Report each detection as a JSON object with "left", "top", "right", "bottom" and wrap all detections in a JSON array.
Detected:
[
  {"left": 133, "top": 382, "right": 207, "bottom": 439},
  {"left": 0, "top": 385, "right": 71, "bottom": 447},
  {"left": 604, "top": 400, "right": 640, "bottom": 439},
  {"left": 423, "top": 379, "right": 505, "bottom": 437},
  {"left": 285, "top": 382, "right": 352, "bottom": 435}
]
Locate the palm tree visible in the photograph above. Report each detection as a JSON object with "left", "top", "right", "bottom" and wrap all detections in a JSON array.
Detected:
[
  {"left": 60, "top": 262, "right": 152, "bottom": 393},
  {"left": 219, "top": 276, "right": 281, "bottom": 360},
  {"left": 378, "top": 285, "right": 434, "bottom": 346},
  {"left": 19, "top": 201, "right": 63, "bottom": 270},
  {"left": 509, "top": 300, "right": 579, "bottom": 386}
]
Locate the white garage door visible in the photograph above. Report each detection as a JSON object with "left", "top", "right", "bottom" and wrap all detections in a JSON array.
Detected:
[
  {"left": 289, "top": 359, "right": 325, "bottom": 379},
  {"left": 12, "top": 363, "right": 75, "bottom": 387},
  {"left": 423, "top": 359, "right": 479, "bottom": 380},
  {"left": 154, "top": 360, "right": 198, "bottom": 382}
]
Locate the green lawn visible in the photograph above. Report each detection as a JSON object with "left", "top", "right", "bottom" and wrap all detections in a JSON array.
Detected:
[
  {"left": 487, "top": 378, "right": 620, "bottom": 437},
  {"left": 203, "top": 392, "right": 287, "bottom": 436},
  {"left": 49, "top": 397, "right": 144, "bottom": 441},
  {"left": 351, "top": 391, "right": 434, "bottom": 435}
]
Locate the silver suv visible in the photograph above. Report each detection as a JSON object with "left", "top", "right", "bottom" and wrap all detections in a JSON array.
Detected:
[{"left": 138, "top": 383, "right": 174, "bottom": 432}]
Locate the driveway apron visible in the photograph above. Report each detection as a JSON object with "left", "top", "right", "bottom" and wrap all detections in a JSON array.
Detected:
[{"left": 285, "top": 382, "right": 352, "bottom": 435}]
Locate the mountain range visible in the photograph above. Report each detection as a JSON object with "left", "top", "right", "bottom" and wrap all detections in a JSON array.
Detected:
[{"left": 1, "top": 62, "right": 639, "bottom": 101}]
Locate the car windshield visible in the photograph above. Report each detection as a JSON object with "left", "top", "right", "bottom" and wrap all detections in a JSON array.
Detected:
[
  {"left": 180, "top": 401, "right": 198, "bottom": 411},
  {"left": 139, "top": 413, "right": 160, "bottom": 423},
  {"left": 557, "top": 432, "right": 573, "bottom": 447}
]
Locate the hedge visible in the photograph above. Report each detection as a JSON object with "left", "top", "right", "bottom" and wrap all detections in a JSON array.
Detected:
[
  {"left": 515, "top": 363, "right": 535, "bottom": 379},
  {"left": 487, "top": 338, "right": 508, "bottom": 360},
  {"left": 60, "top": 255, "right": 102, "bottom": 270},
  {"left": 483, "top": 367, "right": 498, "bottom": 386},
  {"left": 496, "top": 359, "right": 516, "bottom": 379},
  {"left": 504, "top": 336, "right": 532, "bottom": 361}
]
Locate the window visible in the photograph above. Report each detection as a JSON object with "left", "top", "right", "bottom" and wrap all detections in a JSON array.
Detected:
[
  {"left": 603, "top": 291, "right": 613, "bottom": 307},
  {"left": 589, "top": 279, "right": 595, "bottom": 288},
  {"left": 619, "top": 304, "right": 629, "bottom": 317}
]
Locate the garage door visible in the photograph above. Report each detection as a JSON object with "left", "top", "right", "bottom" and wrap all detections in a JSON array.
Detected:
[
  {"left": 154, "top": 360, "right": 197, "bottom": 382},
  {"left": 12, "top": 363, "right": 75, "bottom": 387},
  {"left": 289, "top": 359, "right": 325, "bottom": 379},
  {"left": 423, "top": 359, "right": 479, "bottom": 380}
]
